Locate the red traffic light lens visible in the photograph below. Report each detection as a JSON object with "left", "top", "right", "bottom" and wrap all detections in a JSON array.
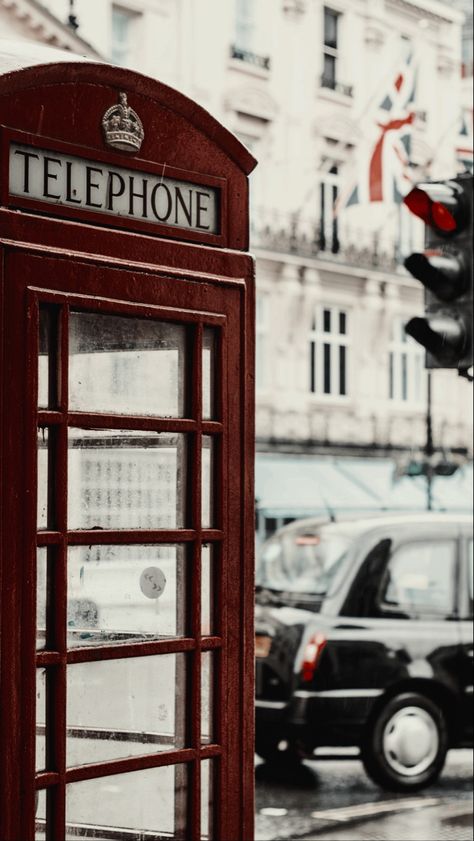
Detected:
[
  {"left": 431, "top": 201, "right": 456, "bottom": 232},
  {"left": 404, "top": 188, "right": 431, "bottom": 224},
  {"left": 403, "top": 180, "right": 467, "bottom": 236}
]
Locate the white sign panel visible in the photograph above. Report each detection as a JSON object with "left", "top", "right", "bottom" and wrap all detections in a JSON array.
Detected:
[{"left": 9, "top": 142, "right": 220, "bottom": 234}]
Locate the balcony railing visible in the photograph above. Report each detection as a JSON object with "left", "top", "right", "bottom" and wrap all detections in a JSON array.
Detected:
[
  {"left": 319, "top": 74, "right": 353, "bottom": 97},
  {"left": 250, "top": 209, "right": 400, "bottom": 273},
  {"left": 230, "top": 44, "right": 271, "bottom": 71}
]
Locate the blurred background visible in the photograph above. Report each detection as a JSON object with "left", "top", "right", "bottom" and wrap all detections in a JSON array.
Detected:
[
  {"left": 3, "top": 3, "right": 472, "bottom": 839},
  {"left": 1, "top": 0, "right": 472, "bottom": 549}
]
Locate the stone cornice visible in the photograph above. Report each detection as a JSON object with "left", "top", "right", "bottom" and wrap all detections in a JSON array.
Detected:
[
  {"left": 0, "top": 0, "right": 102, "bottom": 58},
  {"left": 385, "top": 0, "right": 463, "bottom": 26},
  {"left": 224, "top": 84, "right": 279, "bottom": 121}
]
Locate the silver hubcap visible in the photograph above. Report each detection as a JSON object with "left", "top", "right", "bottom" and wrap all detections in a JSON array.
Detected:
[{"left": 382, "top": 706, "right": 439, "bottom": 777}]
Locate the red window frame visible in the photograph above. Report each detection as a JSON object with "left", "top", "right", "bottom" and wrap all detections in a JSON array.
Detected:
[{"left": 0, "top": 247, "right": 255, "bottom": 841}]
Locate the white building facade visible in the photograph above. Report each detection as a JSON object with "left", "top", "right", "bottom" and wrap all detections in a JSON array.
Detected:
[{"left": 1, "top": 0, "right": 472, "bottom": 536}]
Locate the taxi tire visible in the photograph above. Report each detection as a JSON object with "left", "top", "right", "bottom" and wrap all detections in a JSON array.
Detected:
[{"left": 361, "top": 692, "right": 449, "bottom": 792}]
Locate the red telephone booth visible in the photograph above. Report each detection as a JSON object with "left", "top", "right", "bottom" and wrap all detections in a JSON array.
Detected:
[{"left": 0, "top": 43, "right": 256, "bottom": 841}]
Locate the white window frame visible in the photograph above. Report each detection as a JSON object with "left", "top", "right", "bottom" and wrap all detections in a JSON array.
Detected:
[
  {"left": 111, "top": 4, "right": 142, "bottom": 68},
  {"left": 235, "top": 0, "right": 255, "bottom": 50},
  {"left": 309, "top": 304, "right": 350, "bottom": 398},
  {"left": 389, "top": 317, "right": 427, "bottom": 405},
  {"left": 235, "top": 129, "right": 264, "bottom": 224}
]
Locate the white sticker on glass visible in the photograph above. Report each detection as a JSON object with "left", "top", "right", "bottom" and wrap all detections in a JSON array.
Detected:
[{"left": 139, "top": 567, "right": 167, "bottom": 599}]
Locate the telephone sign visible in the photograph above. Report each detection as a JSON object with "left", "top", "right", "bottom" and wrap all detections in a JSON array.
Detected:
[
  {"left": 0, "top": 42, "right": 256, "bottom": 841},
  {"left": 9, "top": 140, "right": 221, "bottom": 234}
]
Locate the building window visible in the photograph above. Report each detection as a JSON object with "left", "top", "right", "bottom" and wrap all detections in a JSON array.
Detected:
[
  {"left": 322, "top": 8, "right": 340, "bottom": 89},
  {"left": 309, "top": 306, "right": 349, "bottom": 396},
  {"left": 319, "top": 165, "right": 339, "bottom": 253},
  {"left": 256, "top": 295, "right": 268, "bottom": 391},
  {"left": 389, "top": 318, "right": 426, "bottom": 403},
  {"left": 235, "top": 0, "right": 254, "bottom": 50},
  {"left": 468, "top": 539, "right": 473, "bottom": 618},
  {"left": 236, "top": 131, "right": 261, "bottom": 219},
  {"left": 111, "top": 5, "right": 140, "bottom": 67}
]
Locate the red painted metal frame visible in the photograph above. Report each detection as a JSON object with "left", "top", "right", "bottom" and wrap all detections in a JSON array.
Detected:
[
  {"left": 1, "top": 243, "right": 255, "bottom": 841},
  {"left": 0, "top": 56, "right": 255, "bottom": 841}
]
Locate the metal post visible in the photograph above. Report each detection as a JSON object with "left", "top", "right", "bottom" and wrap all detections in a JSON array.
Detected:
[
  {"left": 68, "top": 0, "right": 79, "bottom": 31},
  {"left": 425, "top": 371, "right": 434, "bottom": 510}
]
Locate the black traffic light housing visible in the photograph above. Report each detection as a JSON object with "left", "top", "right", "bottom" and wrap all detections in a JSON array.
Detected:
[{"left": 403, "top": 173, "right": 473, "bottom": 376}]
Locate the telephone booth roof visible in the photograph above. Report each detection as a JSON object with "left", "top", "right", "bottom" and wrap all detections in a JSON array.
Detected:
[
  {"left": 0, "top": 39, "right": 256, "bottom": 176},
  {"left": 0, "top": 39, "right": 257, "bottom": 251}
]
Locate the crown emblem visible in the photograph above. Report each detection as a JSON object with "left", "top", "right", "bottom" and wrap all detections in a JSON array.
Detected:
[{"left": 102, "top": 92, "right": 144, "bottom": 153}]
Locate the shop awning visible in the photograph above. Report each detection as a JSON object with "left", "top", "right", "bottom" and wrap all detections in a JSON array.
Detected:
[{"left": 255, "top": 453, "right": 473, "bottom": 519}]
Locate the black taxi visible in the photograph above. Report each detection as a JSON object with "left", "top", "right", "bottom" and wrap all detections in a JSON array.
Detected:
[{"left": 255, "top": 513, "right": 473, "bottom": 791}]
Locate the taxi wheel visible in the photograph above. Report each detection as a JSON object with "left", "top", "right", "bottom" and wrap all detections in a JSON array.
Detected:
[
  {"left": 255, "top": 730, "right": 301, "bottom": 765},
  {"left": 361, "top": 692, "right": 448, "bottom": 792}
]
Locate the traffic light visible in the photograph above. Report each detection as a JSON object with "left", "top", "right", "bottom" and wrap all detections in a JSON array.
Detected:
[
  {"left": 401, "top": 456, "right": 460, "bottom": 478},
  {"left": 402, "top": 173, "right": 473, "bottom": 377}
]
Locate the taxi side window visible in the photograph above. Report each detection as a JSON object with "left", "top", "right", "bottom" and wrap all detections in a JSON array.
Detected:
[
  {"left": 378, "top": 540, "right": 457, "bottom": 619},
  {"left": 341, "top": 539, "right": 392, "bottom": 617},
  {"left": 468, "top": 540, "right": 473, "bottom": 618}
]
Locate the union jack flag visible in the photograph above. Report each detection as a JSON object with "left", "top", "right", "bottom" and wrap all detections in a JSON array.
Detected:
[{"left": 335, "top": 51, "right": 417, "bottom": 212}]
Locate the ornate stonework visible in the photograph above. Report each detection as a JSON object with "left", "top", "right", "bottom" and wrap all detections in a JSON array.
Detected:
[{"left": 0, "top": 0, "right": 101, "bottom": 57}]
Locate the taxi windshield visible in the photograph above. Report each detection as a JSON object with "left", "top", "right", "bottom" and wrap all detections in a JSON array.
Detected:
[{"left": 256, "top": 527, "right": 351, "bottom": 597}]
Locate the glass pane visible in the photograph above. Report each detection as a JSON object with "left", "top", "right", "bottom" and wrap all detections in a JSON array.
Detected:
[
  {"left": 68, "top": 429, "right": 186, "bottom": 530},
  {"left": 381, "top": 541, "right": 456, "bottom": 616},
  {"left": 37, "top": 547, "right": 47, "bottom": 650},
  {"left": 202, "top": 437, "right": 214, "bottom": 529},
  {"left": 35, "top": 788, "right": 47, "bottom": 841},
  {"left": 339, "top": 345, "right": 346, "bottom": 396},
  {"left": 37, "top": 427, "right": 49, "bottom": 529},
  {"left": 38, "top": 307, "right": 51, "bottom": 409},
  {"left": 323, "top": 344, "right": 331, "bottom": 394},
  {"left": 36, "top": 668, "right": 46, "bottom": 772},
  {"left": 201, "top": 759, "right": 214, "bottom": 841},
  {"left": 67, "top": 654, "right": 187, "bottom": 766},
  {"left": 201, "top": 651, "right": 214, "bottom": 745},
  {"left": 468, "top": 540, "right": 473, "bottom": 605},
  {"left": 66, "top": 764, "right": 187, "bottom": 840},
  {"left": 203, "top": 328, "right": 216, "bottom": 420},
  {"left": 339, "top": 311, "right": 346, "bottom": 335},
  {"left": 69, "top": 311, "right": 186, "bottom": 417},
  {"left": 323, "top": 53, "right": 336, "bottom": 85},
  {"left": 324, "top": 7, "right": 338, "bottom": 48},
  {"left": 323, "top": 309, "right": 331, "bottom": 332},
  {"left": 201, "top": 545, "right": 214, "bottom": 636},
  {"left": 67, "top": 544, "right": 187, "bottom": 646}
]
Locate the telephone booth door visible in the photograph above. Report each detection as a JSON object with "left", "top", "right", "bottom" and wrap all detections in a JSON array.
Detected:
[{"left": 0, "top": 48, "right": 255, "bottom": 841}]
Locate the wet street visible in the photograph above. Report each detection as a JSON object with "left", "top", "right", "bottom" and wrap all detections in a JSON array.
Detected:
[{"left": 255, "top": 748, "right": 473, "bottom": 841}]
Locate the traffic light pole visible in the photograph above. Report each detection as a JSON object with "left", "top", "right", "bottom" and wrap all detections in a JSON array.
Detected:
[{"left": 425, "top": 371, "right": 434, "bottom": 511}]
